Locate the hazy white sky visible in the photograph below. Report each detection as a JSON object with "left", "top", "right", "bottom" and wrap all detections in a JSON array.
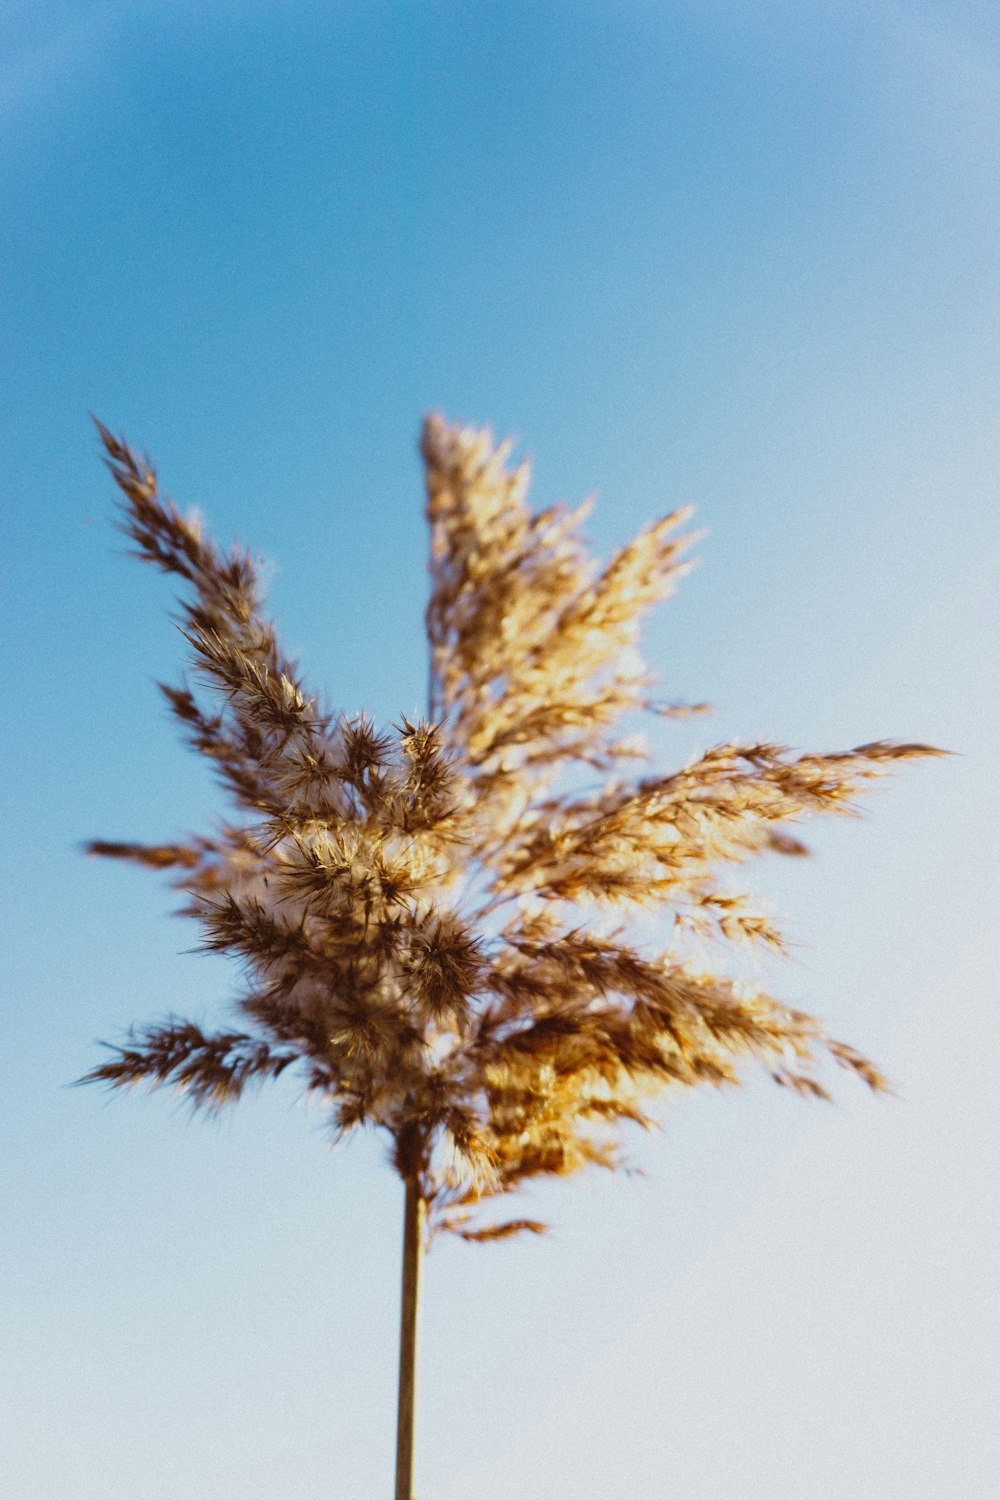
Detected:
[{"left": 3, "top": 3, "right": 998, "bottom": 1496}]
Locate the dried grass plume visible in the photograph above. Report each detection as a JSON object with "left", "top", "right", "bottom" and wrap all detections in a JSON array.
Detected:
[{"left": 82, "top": 414, "right": 944, "bottom": 1242}]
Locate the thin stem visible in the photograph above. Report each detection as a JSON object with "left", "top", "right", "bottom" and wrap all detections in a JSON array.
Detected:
[{"left": 394, "top": 1176, "right": 426, "bottom": 1500}]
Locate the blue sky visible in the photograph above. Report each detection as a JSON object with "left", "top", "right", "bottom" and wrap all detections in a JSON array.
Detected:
[{"left": 3, "top": 3, "right": 998, "bottom": 1496}]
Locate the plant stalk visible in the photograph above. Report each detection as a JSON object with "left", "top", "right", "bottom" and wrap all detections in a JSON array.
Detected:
[{"left": 394, "top": 1176, "right": 425, "bottom": 1500}]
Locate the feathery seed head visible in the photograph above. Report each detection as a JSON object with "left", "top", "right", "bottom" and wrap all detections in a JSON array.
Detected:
[{"left": 82, "top": 415, "right": 943, "bottom": 1240}]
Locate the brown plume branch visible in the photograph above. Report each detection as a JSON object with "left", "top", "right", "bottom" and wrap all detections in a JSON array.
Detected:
[{"left": 79, "top": 1021, "right": 298, "bottom": 1110}]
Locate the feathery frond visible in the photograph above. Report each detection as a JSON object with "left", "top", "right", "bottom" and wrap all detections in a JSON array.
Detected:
[{"left": 82, "top": 414, "right": 943, "bottom": 1244}]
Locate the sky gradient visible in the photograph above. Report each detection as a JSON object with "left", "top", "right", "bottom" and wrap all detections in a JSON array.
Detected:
[{"left": 4, "top": 3, "right": 999, "bottom": 1496}]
